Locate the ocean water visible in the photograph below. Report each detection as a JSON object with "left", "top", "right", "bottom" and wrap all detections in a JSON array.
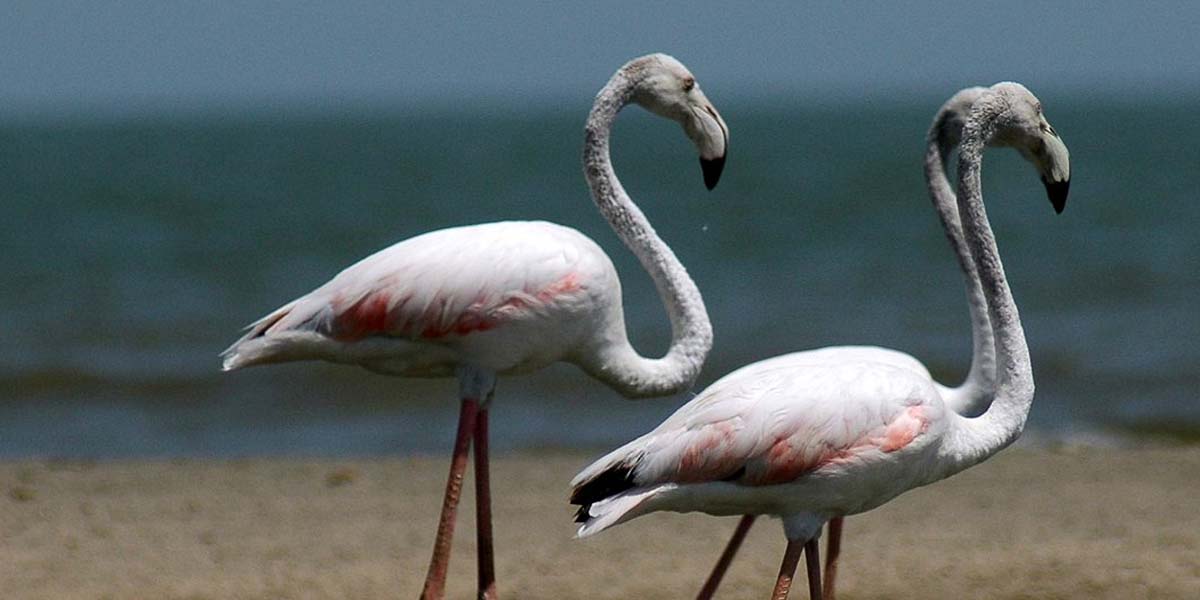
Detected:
[{"left": 1, "top": 96, "right": 1197, "bottom": 457}]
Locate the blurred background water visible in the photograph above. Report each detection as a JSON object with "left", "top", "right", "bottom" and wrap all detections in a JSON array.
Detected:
[
  {"left": 1, "top": 4, "right": 1197, "bottom": 457},
  {"left": 2, "top": 97, "right": 1196, "bottom": 457}
]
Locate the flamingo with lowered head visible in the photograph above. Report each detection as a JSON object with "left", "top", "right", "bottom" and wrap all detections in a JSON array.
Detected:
[
  {"left": 570, "top": 82, "right": 1070, "bottom": 600},
  {"left": 695, "top": 85, "right": 1026, "bottom": 600},
  {"left": 221, "top": 53, "right": 728, "bottom": 600}
]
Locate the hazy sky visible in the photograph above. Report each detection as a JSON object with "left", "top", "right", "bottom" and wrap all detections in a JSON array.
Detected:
[{"left": 3, "top": 2, "right": 1198, "bottom": 116}]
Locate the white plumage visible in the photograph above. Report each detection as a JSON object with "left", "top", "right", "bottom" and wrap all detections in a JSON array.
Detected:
[
  {"left": 571, "top": 82, "right": 1071, "bottom": 600},
  {"left": 690, "top": 86, "right": 1000, "bottom": 600},
  {"left": 222, "top": 53, "right": 729, "bottom": 600},
  {"left": 223, "top": 221, "right": 617, "bottom": 377},
  {"left": 574, "top": 357, "right": 946, "bottom": 539}
]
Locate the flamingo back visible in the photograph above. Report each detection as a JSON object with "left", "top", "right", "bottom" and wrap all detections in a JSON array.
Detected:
[
  {"left": 222, "top": 221, "right": 621, "bottom": 376},
  {"left": 571, "top": 358, "right": 949, "bottom": 531}
]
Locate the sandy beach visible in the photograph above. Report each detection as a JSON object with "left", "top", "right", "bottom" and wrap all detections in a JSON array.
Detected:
[{"left": 2, "top": 446, "right": 1198, "bottom": 599}]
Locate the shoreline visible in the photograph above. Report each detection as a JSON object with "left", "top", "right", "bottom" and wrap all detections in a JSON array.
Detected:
[{"left": 3, "top": 447, "right": 1198, "bottom": 599}]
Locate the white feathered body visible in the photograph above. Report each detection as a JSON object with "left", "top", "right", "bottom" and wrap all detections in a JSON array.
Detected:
[
  {"left": 749, "top": 345, "right": 981, "bottom": 413},
  {"left": 571, "top": 355, "right": 956, "bottom": 539},
  {"left": 222, "top": 221, "right": 626, "bottom": 377}
]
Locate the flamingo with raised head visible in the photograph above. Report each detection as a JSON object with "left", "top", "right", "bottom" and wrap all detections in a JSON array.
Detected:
[
  {"left": 221, "top": 53, "right": 728, "bottom": 600},
  {"left": 696, "top": 85, "right": 1014, "bottom": 600},
  {"left": 570, "top": 82, "right": 1070, "bottom": 600}
]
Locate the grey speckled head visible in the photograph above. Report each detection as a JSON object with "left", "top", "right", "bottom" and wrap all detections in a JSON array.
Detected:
[
  {"left": 624, "top": 54, "right": 729, "bottom": 189},
  {"left": 982, "top": 82, "right": 1072, "bottom": 213}
]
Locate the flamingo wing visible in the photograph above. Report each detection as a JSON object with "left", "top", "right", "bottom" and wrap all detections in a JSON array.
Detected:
[
  {"left": 571, "top": 358, "right": 941, "bottom": 505},
  {"left": 223, "top": 221, "right": 610, "bottom": 369}
]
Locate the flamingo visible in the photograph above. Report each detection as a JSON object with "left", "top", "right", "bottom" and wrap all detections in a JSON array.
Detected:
[
  {"left": 569, "top": 82, "right": 1070, "bottom": 600},
  {"left": 696, "top": 85, "right": 1009, "bottom": 600},
  {"left": 221, "top": 53, "right": 728, "bottom": 600}
]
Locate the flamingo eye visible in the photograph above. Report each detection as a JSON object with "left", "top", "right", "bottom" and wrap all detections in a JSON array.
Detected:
[{"left": 682, "top": 76, "right": 695, "bottom": 92}]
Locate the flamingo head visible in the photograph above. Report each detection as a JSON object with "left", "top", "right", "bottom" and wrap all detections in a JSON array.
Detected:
[
  {"left": 983, "top": 82, "right": 1072, "bottom": 213},
  {"left": 627, "top": 53, "right": 729, "bottom": 190}
]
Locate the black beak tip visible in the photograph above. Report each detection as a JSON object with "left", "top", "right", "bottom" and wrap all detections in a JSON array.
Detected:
[
  {"left": 701, "top": 154, "right": 726, "bottom": 190},
  {"left": 1043, "top": 178, "right": 1070, "bottom": 214}
]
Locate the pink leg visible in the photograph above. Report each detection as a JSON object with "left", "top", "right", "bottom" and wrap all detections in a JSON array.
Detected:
[
  {"left": 822, "top": 518, "right": 843, "bottom": 600},
  {"left": 804, "top": 538, "right": 822, "bottom": 600},
  {"left": 770, "top": 538, "right": 805, "bottom": 600},
  {"left": 474, "top": 406, "right": 497, "bottom": 600},
  {"left": 420, "top": 398, "right": 480, "bottom": 600},
  {"left": 696, "top": 515, "right": 757, "bottom": 600}
]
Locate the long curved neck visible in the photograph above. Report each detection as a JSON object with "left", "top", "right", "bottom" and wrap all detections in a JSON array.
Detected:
[
  {"left": 925, "top": 109, "right": 995, "bottom": 415},
  {"left": 577, "top": 66, "right": 713, "bottom": 398},
  {"left": 938, "top": 101, "right": 1035, "bottom": 475}
]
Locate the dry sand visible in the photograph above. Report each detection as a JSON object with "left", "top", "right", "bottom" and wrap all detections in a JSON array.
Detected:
[{"left": 2, "top": 447, "right": 1198, "bottom": 599}]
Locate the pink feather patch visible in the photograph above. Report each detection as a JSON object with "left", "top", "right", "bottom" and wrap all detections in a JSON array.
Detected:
[
  {"left": 747, "top": 405, "right": 930, "bottom": 485},
  {"left": 328, "top": 272, "right": 584, "bottom": 341}
]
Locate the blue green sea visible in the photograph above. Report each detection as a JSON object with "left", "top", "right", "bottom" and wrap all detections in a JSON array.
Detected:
[{"left": 2, "top": 95, "right": 1196, "bottom": 457}]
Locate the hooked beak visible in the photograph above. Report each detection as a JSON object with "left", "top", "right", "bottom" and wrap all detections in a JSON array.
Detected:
[
  {"left": 1038, "top": 129, "right": 1071, "bottom": 214},
  {"left": 1018, "top": 120, "right": 1071, "bottom": 214},
  {"left": 701, "top": 153, "right": 725, "bottom": 191},
  {"left": 1042, "top": 178, "right": 1070, "bottom": 214},
  {"left": 685, "top": 96, "right": 728, "bottom": 190}
]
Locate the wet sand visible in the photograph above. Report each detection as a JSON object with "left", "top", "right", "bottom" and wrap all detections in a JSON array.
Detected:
[{"left": 2, "top": 447, "right": 1198, "bottom": 599}]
